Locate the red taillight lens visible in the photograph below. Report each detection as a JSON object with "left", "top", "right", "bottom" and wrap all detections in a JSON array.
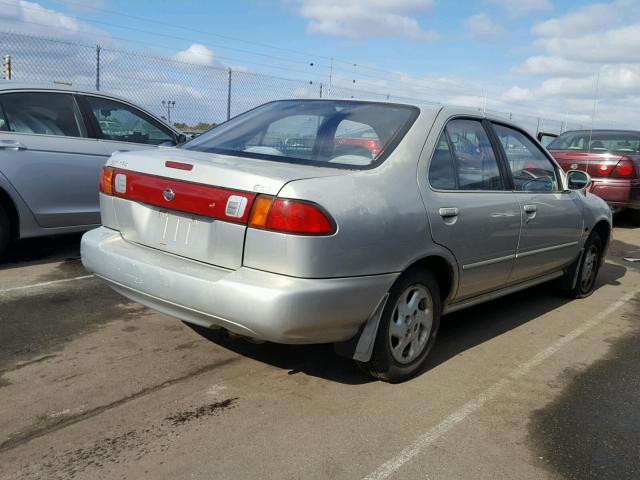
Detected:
[
  {"left": 596, "top": 162, "right": 614, "bottom": 175},
  {"left": 99, "top": 167, "right": 114, "bottom": 195},
  {"left": 614, "top": 159, "right": 635, "bottom": 177},
  {"left": 248, "top": 195, "right": 335, "bottom": 235}
]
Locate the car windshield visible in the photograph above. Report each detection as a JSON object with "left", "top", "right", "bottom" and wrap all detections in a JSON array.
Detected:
[
  {"left": 182, "top": 100, "right": 418, "bottom": 168},
  {"left": 548, "top": 131, "right": 640, "bottom": 153}
]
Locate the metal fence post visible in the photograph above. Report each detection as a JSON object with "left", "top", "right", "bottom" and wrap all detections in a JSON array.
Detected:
[
  {"left": 319, "top": 82, "right": 323, "bottom": 98},
  {"left": 3, "top": 55, "right": 11, "bottom": 80},
  {"left": 535, "top": 117, "right": 540, "bottom": 135},
  {"left": 95, "top": 45, "right": 101, "bottom": 91},
  {"left": 227, "top": 68, "right": 232, "bottom": 121}
]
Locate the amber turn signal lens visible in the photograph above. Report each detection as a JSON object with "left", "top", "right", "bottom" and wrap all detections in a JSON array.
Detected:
[
  {"left": 248, "top": 194, "right": 275, "bottom": 228},
  {"left": 99, "top": 167, "right": 114, "bottom": 195}
]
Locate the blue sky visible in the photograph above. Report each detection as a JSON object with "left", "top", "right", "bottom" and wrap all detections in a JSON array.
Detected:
[
  {"left": 2, "top": 0, "right": 640, "bottom": 127},
  {"left": 34, "top": 0, "right": 555, "bottom": 82}
]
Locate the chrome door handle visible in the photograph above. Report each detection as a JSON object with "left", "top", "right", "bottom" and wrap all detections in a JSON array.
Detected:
[
  {"left": 0, "top": 140, "right": 26, "bottom": 150},
  {"left": 523, "top": 205, "right": 537, "bottom": 213},
  {"left": 439, "top": 207, "right": 459, "bottom": 218}
]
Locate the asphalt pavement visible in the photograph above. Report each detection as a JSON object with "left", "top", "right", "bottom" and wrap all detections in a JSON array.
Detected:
[{"left": 0, "top": 217, "right": 638, "bottom": 480}]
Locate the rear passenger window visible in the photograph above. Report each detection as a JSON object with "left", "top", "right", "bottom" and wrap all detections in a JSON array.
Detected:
[
  {"left": 493, "top": 124, "right": 559, "bottom": 192},
  {"left": 0, "top": 92, "right": 87, "bottom": 137},
  {"left": 431, "top": 119, "right": 504, "bottom": 191},
  {"left": 428, "top": 132, "right": 457, "bottom": 189}
]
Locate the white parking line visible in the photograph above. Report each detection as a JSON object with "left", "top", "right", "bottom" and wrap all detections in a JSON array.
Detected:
[
  {"left": 363, "top": 289, "right": 638, "bottom": 480},
  {"left": 0, "top": 275, "right": 94, "bottom": 294}
]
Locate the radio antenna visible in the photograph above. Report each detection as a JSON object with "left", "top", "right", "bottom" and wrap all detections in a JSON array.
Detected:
[{"left": 587, "top": 71, "right": 600, "bottom": 153}]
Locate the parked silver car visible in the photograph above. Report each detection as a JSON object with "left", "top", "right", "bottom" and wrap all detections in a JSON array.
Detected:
[
  {"left": 0, "top": 83, "right": 186, "bottom": 256},
  {"left": 81, "top": 100, "right": 612, "bottom": 382}
]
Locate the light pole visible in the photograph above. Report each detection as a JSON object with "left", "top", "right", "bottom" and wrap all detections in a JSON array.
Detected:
[{"left": 162, "top": 100, "right": 176, "bottom": 123}]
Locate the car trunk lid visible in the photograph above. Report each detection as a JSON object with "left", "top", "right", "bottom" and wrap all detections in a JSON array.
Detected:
[
  {"left": 549, "top": 150, "right": 639, "bottom": 179},
  {"left": 103, "top": 149, "right": 347, "bottom": 269}
]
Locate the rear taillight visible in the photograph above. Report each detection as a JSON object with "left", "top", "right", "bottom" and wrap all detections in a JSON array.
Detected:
[
  {"left": 248, "top": 195, "right": 335, "bottom": 235},
  {"left": 595, "top": 158, "right": 637, "bottom": 178},
  {"left": 99, "top": 166, "right": 114, "bottom": 195},
  {"left": 614, "top": 159, "right": 636, "bottom": 177},
  {"left": 596, "top": 162, "right": 615, "bottom": 175}
]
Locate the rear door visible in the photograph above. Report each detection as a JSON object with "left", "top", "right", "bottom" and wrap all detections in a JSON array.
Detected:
[
  {"left": 424, "top": 117, "right": 521, "bottom": 301},
  {"left": 491, "top": 123, "right": 583, "bottom": 283},
  {"left": 79, "top": 94, "right": 179, "bottom": 155},
  {"left": 0, "top": 91, "right": 105, "bottom": 227}
]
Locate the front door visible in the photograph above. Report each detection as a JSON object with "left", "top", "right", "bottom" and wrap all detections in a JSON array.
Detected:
[
  {"left": 0, "top": 91, "right": 106, "bottom": 227},
  {"left": 492, "top": 123, "right": 583, "bottom": 283},
  {"left": 424, "top": 118, "right": 521, "bottom": 301}
]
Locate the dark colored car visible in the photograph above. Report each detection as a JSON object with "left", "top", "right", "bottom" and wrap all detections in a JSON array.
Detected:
[{"left": 547, "top": 130, "right": 640, "bottom": 224}]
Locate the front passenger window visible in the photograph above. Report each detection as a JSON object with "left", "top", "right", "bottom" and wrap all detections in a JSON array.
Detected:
[
  {"left": 84, "top": 96, "right": 175, "bottom": 146},
  {"left": 493, "top": 124, "right": 559, "bottom": 192}
]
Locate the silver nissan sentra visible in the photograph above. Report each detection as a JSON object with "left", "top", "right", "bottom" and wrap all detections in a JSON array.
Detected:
[{"left": 81, "top": 100, "right": 612, "bottom": 382}]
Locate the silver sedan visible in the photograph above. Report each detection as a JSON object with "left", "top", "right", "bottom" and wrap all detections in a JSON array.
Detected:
[{"left": 81, "top": 100, "right": 612, "bottom": 382}]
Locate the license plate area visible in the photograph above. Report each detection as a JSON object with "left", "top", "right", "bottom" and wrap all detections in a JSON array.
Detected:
[
  {"left": 115, "top": 198, "right": 246, "bottom": 270},
  {"left": 152, "top": 209, "right": 202, "bottom": 249}
]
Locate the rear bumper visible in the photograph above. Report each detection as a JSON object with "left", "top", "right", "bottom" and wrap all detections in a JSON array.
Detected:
[
  {"left": 81, "top": 227, "right": 397, "bottom": 344},
  {"left": 589, "top": 178, "right": 640, "bottom": 210}
]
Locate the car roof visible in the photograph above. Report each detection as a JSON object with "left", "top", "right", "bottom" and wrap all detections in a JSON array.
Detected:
[
  {"left": 560, "top": 129, "right": 640, "bottom": 135},
  {"left": 0, "top": 81, "right": 179, "bottom": 132},
  {"left": 265, "top": 98, "right": 513, "bottom": 123},
  {"left": 0, "top": 81, "right": 145, "bottom": 106}
]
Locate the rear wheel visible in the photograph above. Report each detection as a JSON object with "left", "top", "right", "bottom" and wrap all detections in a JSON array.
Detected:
[
  {"left": 630, "top": 208, "right": 640, "bottom": 226},
  {"left": 358, "top": 269, "right": 441, "bottom": 383},
  {"left": 0, "top": 203, "right": 10, "bottom": 259},
  {"left": 560, "top": 232, "right": 603, "bottom": 299}
]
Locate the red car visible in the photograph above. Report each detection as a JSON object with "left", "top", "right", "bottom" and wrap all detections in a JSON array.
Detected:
[{"left": 547, "top": 130, "right": 640, "bottom": 225}]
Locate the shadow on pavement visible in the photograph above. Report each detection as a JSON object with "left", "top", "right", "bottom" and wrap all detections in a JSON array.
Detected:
[
  {"left": 613, "top": 209, "right": 639, "bottom": 229},
  {"left": 186, "top": 261, "right": 627, "bottom": 385},
  {"left": 0, "top": 233, "right": 83, "bottom": 270}
]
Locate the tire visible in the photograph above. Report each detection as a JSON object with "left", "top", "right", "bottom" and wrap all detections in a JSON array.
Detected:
[
  {"left": 630, "top": 209, "right": 640, "bottom": 226},
  {"left": 560, "top": 232, "right": 603, "bottom": 299},
  {"left": 358, "top": 269, "right": 441, "bottom": 383},
  {"left": 0, "top": 203, "right": 10, "bottom": 259}
]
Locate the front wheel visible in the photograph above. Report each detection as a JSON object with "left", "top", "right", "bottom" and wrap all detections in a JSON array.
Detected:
[
  {"left": 358, "top": 269, "right": 441, "bottom": 383},
  {"left": 560, "top": 232, "right": 603, "bottom": 299}
]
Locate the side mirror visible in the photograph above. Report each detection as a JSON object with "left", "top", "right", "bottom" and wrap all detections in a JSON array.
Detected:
[
  {"left": 176, "top": 133, "right": 188, "bottom": 145},
  {"left": 566, "top": 170, "right": 592, "bottom": 191}
]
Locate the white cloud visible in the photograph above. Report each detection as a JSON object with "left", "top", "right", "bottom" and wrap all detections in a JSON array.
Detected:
[
  {"left": 488, "top": 0, "right": 552, "bottom": 17},
  {"left": 465, "top": 13, "right": 501, "bottom": 40},
  {"left": 296, "top": 0, "right": 439, "bottom": 41},
  {"left": 496, "top": 1, "right": 640, "bottom": 127},
  {"left": 511, "top": 56, "right": 592, "bottom": 77},
  {"left": 536, "top": 23, "right": 640, "bottom": 63},
  {"left": 0, "top": 0, "right": 81, "bottom": 34},
  {"left": 532, "top": 3, "right": 618, "bottom": 37},
  {"left": 174, "top": 44, "right": 215, "bottom": 66},
  {"left": 502, "top": 86, "right": 531, "bottom": 102}
]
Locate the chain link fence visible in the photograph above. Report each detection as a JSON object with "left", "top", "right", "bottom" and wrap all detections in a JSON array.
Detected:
[{"left": 1, "top": 30, "right": 586, "bottom": 134}]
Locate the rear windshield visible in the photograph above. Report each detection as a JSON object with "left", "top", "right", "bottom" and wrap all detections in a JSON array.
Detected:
[
  {"left": 182, "top": 100, "right": 418, "bottom": 168},
  {"left": 548, "top": 131, "right": 640, "bottom": 153}
]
